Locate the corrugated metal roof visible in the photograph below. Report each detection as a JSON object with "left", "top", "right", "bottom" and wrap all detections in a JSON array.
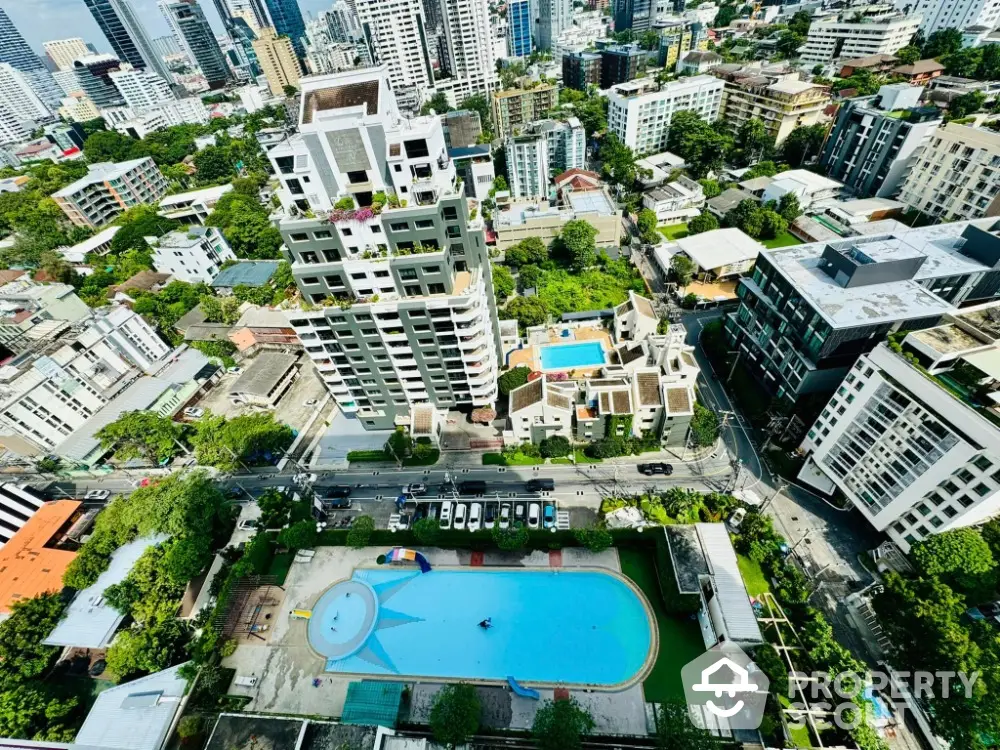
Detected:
[
  {"left": 210, "top": 260, "right": 280, "bottom": 288},
  {"left": 75, "top": 664, "right": 188, "bottom": 750},
  {"left": 696, "top": 523, "right": 763, "bottom": 645},
  {"left": 341, "top": 681, "right": 404, "bottom": 728},
  {"left": 44, "top": 533, "right": 168, "bottom": 649}
]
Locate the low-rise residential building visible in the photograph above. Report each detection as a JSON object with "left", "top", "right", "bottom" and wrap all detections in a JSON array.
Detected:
[
  {"left": 562, "top": 51, "right": 602, "bottom": 91},
  {"left": 636, "top": 151, "right": 688, "bottom": 188},
  {"left": 0, "top": 280, "right": 92, "bottom": 353},
  {"left": 614, "top": 290, "right": 659, "bottom": 341},
  {"left": 148, "top": 226, "right": 236, "bottom": 284},
  {"left": 820, "top": 85, "right": 942, "bottom": 199},
  {"left": 676, "top": 49, "right": 723, "bottom": 75},
  {"left": 669, "top": 227, "right": 763, "bottom": 279},
  {"left": 890, "top": 59, "right": 946, "bottom": 85},
  {"left": 799, "top": 8, "right": 922, "bottom": 65},
  {"left": 508, "top": 376, "right": 577, "bottom": 442},
  {"left": 51, "top": 157, "right": 168, "bottom": 229},
  {"left": 229, "top": 350, "right": 300, "bottom": 407},
  {"left": 449, "top": 144, "right": 495, "bottom": 203},
  {"left": 713, "top": 65, "right": 831, "bottom": 145},
  {"left": 606, "top": 75, "right": 724, "bottom": 154},
  {"left": 228, "top": 307, "right": 301, "bottom": 353},
  {"left": 798, "top": 306, "right": 1000, "bottom": 551},
  {"left": 507, "top": 118, "right": 586, "bottom": 200},
  {"left": 600, "top": 44, "right": 646, "bottom": 89},
  {"left": 492, "top": 84, "right": 559, "bottom": 137},
  {"left": 642, "top": 175, "right": 705, "bottom": 223},
  {"left": 210, "top": 260, "right": 280, "bottom": 295},
  {"left": 759, "top": 169, "right": 843, "bottom": 209},
  {"left": 927, "top": 76, "right": 1000, "bottom": 106},
  {"left": 707, "top": 187, "right": 759, "bottom": 218},
  {"left": 157, "top": 183, "right": 233, "bottom": 224},
  {"left": 838, "top": 53, "right": 899, "bottom": 77},
  {"left": 898, "top": 123, "right": 1000, "bottom": 222},
  {"left": 494, "top": 188, "right": 623, "bottom": 250},
  {"left": 725, "top": 217, "right": 1000, "bottom": 407}
]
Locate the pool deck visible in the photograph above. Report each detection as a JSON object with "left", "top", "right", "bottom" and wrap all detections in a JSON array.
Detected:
[
  {"left": 508, "top": 327, "right": 613, "bottom": 378},
  {"left": 222, "top": 546, "right": 652, "bottom": 736}
]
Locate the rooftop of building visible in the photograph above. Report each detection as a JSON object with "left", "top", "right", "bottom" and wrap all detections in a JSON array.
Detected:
[
  {"left": 0, "top": 500, "right": 80, "bottom": 615},
  {"left": 111, "top": 270, "right": 172, "bottom": 295},
  {"left": 493, "top": 82, "right": 558, "bottom": 99},
  {"left": 674, "top": 228, "right": 764, "bottom": 271},
  {"left": 53, "top": 157, "right": 154, "bottom": 197},
  {"left": 708, "top": 187, "right": 758, "bottom": 214},
  {"left": 609, "top": 74, "right": 721, "bottom": 99},
  {"left": 892, "top": 59, "right": 946, "bottom": 75},
  {"left": 229, "top": 351, "right": 298, "bottom": 397},
  {"left": 211, "top": 260, "right": 280, "bottom": 288},
  {"left": 158, "top": 183, "right": 233, "bottom": 207},
  {"left": 151, "top": 225, "right": 216, "bottom": 248},
  {"left": 63, "top": 225, "right": 120, "bottom": 256},
  {"left": 840, "top": 53, "right": 899, "bottom": 68}
]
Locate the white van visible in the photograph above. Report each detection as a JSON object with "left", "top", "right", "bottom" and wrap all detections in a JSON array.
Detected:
[
  {"left": 528, "top": 503, "right": 540, "bottom": 529},
  {"left": 439, "top": 501, "right": 453, "bottom": 529},
  {"left": 467, "top": 502, "right": 482, "bottom": 532},
  {"left": 453, "top": 502, "right": 468, "bottom": 530}
]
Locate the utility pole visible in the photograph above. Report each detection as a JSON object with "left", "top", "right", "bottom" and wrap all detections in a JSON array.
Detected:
[
  {"left": 726, "top": 349, "right": 741, "bottom": 384},
  {"left": 788, "top": 529, "right": 812, "bottom": 556},
  {"left": 760, "top": 482, "right": 787, "bottom": 513}
]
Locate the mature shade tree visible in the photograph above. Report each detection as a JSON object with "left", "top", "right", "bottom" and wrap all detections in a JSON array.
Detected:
[
  {"left": 199, "top": 294, "right": 242, "bottom": 324},
  {"left": 429, "top": 683, "right": 481, "bottom": 748},
  {"left": 778, "top": 193, "right": 802, "bottom": 221},
  {"left": 949, "top": 91, "right": 986, "bottom": 119},
  {"left": 532, "top": 697, "right": 595, "bottom": 750},
  {"left": 759, "top": 209, "right": 788, "bottom": 240},
  {"left": 697, "top": 178, "right": 722, "bottom": 198},
  {"left": 895, "top": 45, "right": 921, "bottom": 65},
  {"left": 714, "top": 4, "right": 738, "bottom": 26},
  {"left": 106, "top": 617, "right": 191, "bottom": 681},
  {"left": 776, "top": 30, "right": 805, "bottom": 59},
  {"left": 687, "top": 212, "right": 719, "bottom": 235},
  {"left": 278, "top": 519, "right": 318, "bottom": 550},
  {"left": 636, "top": 208, "right": 660, "bottom": 244},
  {"left": 780, "top": 124, "right": 827, "bottom": 167},
  {"left": 539, "top": 435, "right": 572, "bottom": 457},
  {"left": 787, "top": 10, "right": 812, "bottom": 35},
  {"left": 670, "top": 254, "right": 695, "bottom": 286},
  {"left": 83, "top": 130, "right": 147, "bottom": 163},
  {"left": 599, "top": 134, "right": 646, "bottom": 190},
  {"left": 922, "top": 27, "right": 964, "bottom": 58},
  {"left": 726, "top": 199, "right": 764, "bottom": 237},
  {"left": 518, "top": 263, "right": 542, "bottom": 291},
  {"left": 205, "top": 191, "right": 283, "bottom": 259},
  {"left": 655, "top": 701, "right": 716, "bottom": 750},
  {"left": 910, "top": 527, "right": 996, "bottom": 594},
  {"left": 0, "top": 594, "right": 66, "bottom": 685},
  {"left": 503, "top": 296, "right": 549, "bottom": 328},
  {"left": 665, "top": 110, "right": 733, "bottom": 178},
  {"left": 742, "top": 160, "right": 780, "bottom": 179},
  {"left": 559, "top": 219, "right": 598, "bottom": 270},
  {"left": 492, "top": 265, "right": 514, "bottom": 300},
  {"left": 420, "top": 91, "right": 452, "bottom": 115},
  {"left": 0, "top": 687, "right": 79, "bottom": 742},
  {"left": 191, "top": 146, "right": 233, "bottom": 184},
  {"left": 96, "top": 411, "right": 187, "bottom": 465},
  {"left": 498, "top": 365, "right": 532, "bottom": 394},
  {"left": 190, "top": 412, "right": 294, "bottom": 471},
  {"left": 458, "top": 94, "right": 494, "bottom": 140},
  {"left": 736, "top": 118, "right": 772, "bottom": 164},
  {"left": 690, "top": 402, "right": 720, "bottom": 446},
  {"left": 504, "top": 236, "right": 548, "bottom": 267}
]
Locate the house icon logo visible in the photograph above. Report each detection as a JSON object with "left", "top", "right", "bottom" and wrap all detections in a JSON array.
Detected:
[{"left": 681, "top": 642, "right": 769, "bottom": 730}]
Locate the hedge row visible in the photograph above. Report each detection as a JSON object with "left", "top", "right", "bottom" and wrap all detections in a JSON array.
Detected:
[{"left": 316, "top": 527, "right": 650, "bottom": 552}]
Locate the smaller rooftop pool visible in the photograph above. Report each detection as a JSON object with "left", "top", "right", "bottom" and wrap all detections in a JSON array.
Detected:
[{"left": 539, "top": 341, "right": 606, "bottom": 371}]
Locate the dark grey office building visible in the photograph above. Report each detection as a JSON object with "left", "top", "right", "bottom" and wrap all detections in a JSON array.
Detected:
[
  {"left": 73, "top": 55, "right": 125, "bottom": 108},
  {"left": 600, "top": 44, "right": 645, "bottom": 89},
  {"left": 614, "top": 0, "right": 653, "bottom": 32},
  {"left": 83, "top": 0, "right": 173, "bottom": 81},
  {"left": 164, "top": 0, "right": 231, "bottom": 89},
  {"left": 563, "top": 51, "right": 602, "bottom": 91}
]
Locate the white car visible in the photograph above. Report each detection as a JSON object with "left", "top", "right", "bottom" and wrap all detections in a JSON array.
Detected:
[
  {"left": 499, "top": 503, "right": 511, "bottom": 530},
  {"left": 84, "top": 489, "right": 111, "bottom": 501},
  {"left": 439, "top": 501, "right": 453, "bottom": 529},
  {"left": 304, "top": 399, "right": 319, "bottom": 406},
  {"left": 528, "top": 503, "right": 540, "bottom": 529},
  {"left": 227, "top": 367, "right": 243, "bottom": 375},
  {"left": 294, "top": 473, "right": 317, "bottom": 485},
  {"left": 467, "top": 502, "right": 482, "bottom": 532},
  {"left": 237, "top": 518, "right": 257, "bottom": 531},
  {"left": 453, "top": 503, "right": 467, "bottom": 530},
  {"left": 183, "top": 407, "right": 204, "bottom": 418}
]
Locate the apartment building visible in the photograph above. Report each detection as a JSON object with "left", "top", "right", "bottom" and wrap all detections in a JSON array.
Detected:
[
  {"left": 537, "top": 0, "right": 574, "bottom": 50},
  {"left": 103, "top": 97, "right": 210, "bottom": 138},
  {"left": 641, "top": 175, "right": 705, "bottom": 223},
  {"left": 600, "top": 44, "right": 646, "bottom": 89},
  {"left": 553, "top": 11, "right": 611, "bottom": 59},
  {"left": 157, "top": 184, "right": 233, "bottom": 224},
  {"left": 799, "top": 295, "right": 1000, "bottom": 551},
  {"left": 492, "top": 84, "right": 559, "bottom": 138},
  {"left": 148, "top": 226, "right": 236, "bottom": 284},
  {"left": 898, "top": 123, "right": 1000, "bottom": 222},
  {"left": 108, "top": 65, "right": 175, "bottom": 110},
  {"left": 252, "top": 27, "right": 303, "bottom": 96},
  {"left": 0, "top": 64, "right": 53, "bottom": 125},
  {"left": 562, "top": 51, "right": 602, "bottom": 91},
  {"left": 655, "top": 18, "right": 709, "bottom": 70},
  {"left": 437, "top": 0, "right": 498, "bottom": 101},
  {"left": 267, "top": 68, "right": 503, "bottom": 431},
  {"left": 355, "top": 0, "right": 435, "bottom": 109},
  {"left": 0, "top": 281, "right": 92, "bottom": 354},
  {"left": 0, "top": 108, "right": 28, "bottom": 146},
  {"left": 494, "top": 187, "right": 623, "bottom": 249},
  {"left": 893, "top": 0, "right": 1000, "bottom": 35},
  {"left": 52, "top": 157, "right": 169, "bottom": 229},
  {"left": 507, "top": 118, "right": 586, "bottom": 200},
  {"left": 725, "top": 218, "right": 1000, "bottom": 407},
  {"left": 821, "top": 84, "right": 941, "bottom": 199},
  {"left": 713, "top": 65, "right": 830, "bottom": 146},
  {"left": 73, "top": 54, "right": 126, "bottom": 108},
  {"left": 507, "top": 0, "right": 533, "bottom": 57},
  {"left": 606, "top": 75, "right": 724, "bottom": 154},
  {"left": 799, "top": 7, "right": 922, "bottom": 65},
  {"left": 43, "top": 39, "right": 91, "bottom": 72}
]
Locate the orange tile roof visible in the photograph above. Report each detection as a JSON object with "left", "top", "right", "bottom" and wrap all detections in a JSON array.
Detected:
[{"left": 0, "top": 500, "right": 80, "bottom": 614}]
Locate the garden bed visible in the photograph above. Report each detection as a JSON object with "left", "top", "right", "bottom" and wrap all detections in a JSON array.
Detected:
[{"left": 761, "top": 231, "right": 800, "bottom": 249}]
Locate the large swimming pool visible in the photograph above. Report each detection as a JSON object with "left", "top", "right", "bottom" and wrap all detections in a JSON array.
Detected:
[
  {"left": 307, "top": 567, "right": 654, "bottom": 688},
  {"left": 539, "top": 341, "right": 607, "bottom": 371}
]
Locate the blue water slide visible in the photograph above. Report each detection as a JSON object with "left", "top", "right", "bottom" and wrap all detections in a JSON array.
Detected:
[{"left": 507, "top": 676, "right": 540, "bottom": 699}]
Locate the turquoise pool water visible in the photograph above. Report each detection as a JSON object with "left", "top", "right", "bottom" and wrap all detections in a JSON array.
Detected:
[
  {"left": 308, "top": 568, "right": 653, "bottom": 687},
  {"left": 539, "top": 341, "right": 607, "bottom": 370}
]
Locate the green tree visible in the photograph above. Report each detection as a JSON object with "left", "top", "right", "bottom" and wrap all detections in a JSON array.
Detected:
[
  {"left": 83, "top": 130, "right": 147, "bottom": 163},
  {"left": 96, "top": 411, "right": 187, "bottom": 465},
  {"left": 671, "top": 254, "right": 695, "bottom": 285},
  {"left": 781, "top": 124, "right": 827, "bottom": 167},
  {"left": 278, "top": 519, "right": 318, "bottom": 550},
  {"left": 190, "top": 412, "right": 294, "bottom": 470},
  {"left": 599, "top": 134, "right": 645, "bottom": 189},
  {"left": 687, "top": 212, "right": 719, "bottom": 235},
  {"left": 106, "top": 617, "right": 191, "bottom": 681},
  {"left": 498, "top": 366, "right": 532, "bottom": 394},
  {"left": 714, "top": 4, "right": 738, "bottom": 26},
  {"left": 726, "top": 199, "right": 764, "bottom": 237},
  {"left": 492, "top": 175, "right": 509, "bottom": 193},
  {"left": 532, "top": 697, "right": 595, "bottom": 750},
  {"left": 429, "top": 683, "right": 481, "bottom": 748},
  {"left": 922, "top": 27, "right": 963, "bottom": 58},
  {"left": 205, "top": 192, "right": 283, "bottom": 259},
  {"left": 504, "top": 236, "right": 548, "bottom": 267},
  {"left": 420, "top": 91, "right": 452, "bottom": 115},
  {"left": 192, "top": 146, "right": 233, "bottom": 184},
  {"left": 199, "top": 294, "right": 241, "bottom": 324},
  {"left": 776, "top": 30, "right": 805, "bottom": 59},
  {"left": 539, "top": 435, "right": 571, "bottom": 457},
  {"left": 0, "top": 594, "right": 66, "bottom": 685},
  {"left": 493, "top": 265, "right": 514, "bottom": 300},
  {"left": 949, "top": 91, "right": 986, "bottom": 119},
  {"left": 666, "top": 110, "right": 733, "bottom": 178},
  {"left": 637, "top": 208, "right": 659, "bottom": 244},
  {"left": 690, "top": 402, "right": 719, "bottom": 446},
  {"left": 518, "top": 264, "right": 542, "bottom": 291},
  {"left": 346, "top": 515, "right": 375, "bottom": 547},
  {"left": 503, "top": 296, "right": 549, "bottom": 328},
  {"left": 778, "top": 193, "right": 801, "bottom": 221},
  {"left": 413, "top": 517, "right": 442, "bottom": 545},
  {"left": 36, "top": 456, "right": 61, "bottom": 474},
  {"left": 787, "top": 10, "right": 812, "bottom": 35},
  {"left": 698, "top": 179, "right": 721, "bottom": 198},
  {"left": 895, "top": 45, "right": 921, "bottom": 65},
  {"left": 559, "top": 219, "right": 598, "bottom": 270},
  {"left": 911, "top": 528, "right": 995, "bottom": 585},
  {"left": 458, "top": 94, "right": 495, "bottom": 140},
  {"left": 759, "top": 209, "right": 788, "bottom": 240},
  {"left": 736, "top": 118, "right": 772, "bottom": 164},
  {"left": 0, "top": 687, "right": 79, "bottom": 742},
  {"left": 573, "top": 524, "right": 613, "bottom": 552},
  {"left": 492, "top": 522, "right": 529, "bottom": 550},
  {"left": 655, "top": 701, "right": 717, "bottom": 750}
]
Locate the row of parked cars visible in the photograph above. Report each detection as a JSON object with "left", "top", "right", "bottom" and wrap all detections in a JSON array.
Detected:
[{"left": 438, "top": 500, "right": 555, "bottom": 531}]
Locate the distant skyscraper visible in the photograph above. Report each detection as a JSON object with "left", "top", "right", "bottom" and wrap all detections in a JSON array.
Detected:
[
  {"left": 262, "top": 0, "right": 308, "bottom": 58},
  {"left": 252, "top": 26, "right": 302, "bottom": 95},
  {"left": 613, "top": 0, "right": 653, "bottom": 32},
  {"left": 0, "top": 64, "right": 53, "bottom": 124},
  {"left": 536, "top": 0, "right": 572, "bottom": 49},
  {"left": 83, "top": 0, "right": 174, "bottom": 81},
  {"left": 507, "top": 0, "right": 533, "bottom": 57},
  {"left": 356, "top": 0, "right": 434, "bottom": 105},
  {"left": 43, "top": 39, "right": 91, "bottom": 72},
  {"left": 72, "top": 54, "right": 126, "bottom": 108},
  {"left": 224, "top": 0, "right": 272, "bottom": 31},
  {"left": 161, "top": 0, "right": 231, "bottom": 88},
  {"left": 0, "top": 8, "right": 65, "bottom": 109},
  {"left": 438, "top": 0, "right": 498, "bottom": 99},
  {"left": 152, "top": 35, "right": 183, "bottom": 61}
]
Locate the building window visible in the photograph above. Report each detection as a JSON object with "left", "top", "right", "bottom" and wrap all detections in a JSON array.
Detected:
[{"left": 290, "top": 233, "right": 308, "bottom": 242}]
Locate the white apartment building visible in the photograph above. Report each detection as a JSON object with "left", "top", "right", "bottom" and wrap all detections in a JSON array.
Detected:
[
  {"left": 537, "top": 0, "right": 573, "bottom": 50},
  {"left": 607, "top": 75, "right": 724, "bottom": 154},
  {"left": 437, "top": 0, "right": 498, "bottom": 101},
  {"left": 157, "top": 184, "right": 233, "bottom": 224},
  {"left": 0, "top": 64, "right": 53, "bottom": 125},
  {"left": 799, "top": 296, "right": 1000, "bottom": 551},
  {"left": 507, "top": 118, "right": 586, "bottom": 200},
  {"left": 148, "top": 226, "right": 236, "bottom": 284},
  {"left": 52, "top": 157, "right": 169, "bottom": 229},
  {"left": 59, "top": 93, "right": 101, "bottom": 123},
  {"left": 103, "top": 97, "right": 210, "bottom": 137},
  {"left": 53, "top": 70, "right": 82, "bottom": 96},
  {"left": 0, "top": 281, "right": 92, "bottom": 354},
  {"left": 899, "top": 123, "right": 1000, "bottom": 222},
  {"left": 355, "top": 0, "right": 435, "bottom": 109},
  {"left": 43, "top": 39, "right": 90, "bottom": 72},
  {"left": 268, "top": 67, "right": 503, "bottom": 431},
  {"left": 642, "top": 174, "right": 705, "bottom": 222},
  {"left": 894, "top": 0, "right": 1000, "bottom": 35},
  {"left": 109, "top": 65, "right": 176, "bottom": 110},
  {"left": 0, "top": 107, "right": 28, "bottom": 146},
  {"left": 799, "top": 8, "right": 922, "bottom": 64},
  {"left": 552, "top": 12, "right": 611, "bottom": 59}
]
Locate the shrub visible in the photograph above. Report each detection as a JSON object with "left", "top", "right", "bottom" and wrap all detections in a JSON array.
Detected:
[
  {"left": 220, "top": 639, "right": 237, "bottom": 658},
  {"left": 413, "top": 517, "right": 441, "bottom": 545},
  {"left": 498, "top": 366, "right": 532, "bottom": 395},
  {"left": 573, "top": 524, "right": 613, "bottom": 552},
  {"left": 178, "top": 715, "right": 204, "bottom": 742},
  {"left": 430, "top": 683, "right": 481, "bottom": 747},
  {"left": 347, "top": 515, "right": 375, "bottom": 548},
  {"left": 539, "top": 435, "right": 571, "bottom": 458},
  {"left": 492, "top": 522, "right": 529, "bottom": 550}
]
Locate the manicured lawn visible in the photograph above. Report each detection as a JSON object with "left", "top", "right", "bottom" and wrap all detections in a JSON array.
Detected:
[
  {"left": 658, "top": 223, "right": 690, "bottom": 241},
  {"left": 737, "top": 554, "right": 771, "bottom": 598},
  {"left": 534, "top": 260, "right": 646, "bottom": 317},
  {"left": 268, "top": 550, "right": 295, "bottom": 585},
  {"left": 550, "top": 449, "right": 602, "bottom": 465},
  {"left": 482, "top": 452, "right": 544, "bottom": 466},
  {"left": 618, "top": 547, "right": 705, "bottom": 702},
  {"left": 761, "top": 231, "right": 801, "bottom": 249}
]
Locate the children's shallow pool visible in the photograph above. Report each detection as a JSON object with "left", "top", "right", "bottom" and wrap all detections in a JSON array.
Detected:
[
  {"left": 307, "top": 567, "right": 655, "bottom": 688},
  {"left": 538, "top": 341, "right": 607, "bottom": 371}
]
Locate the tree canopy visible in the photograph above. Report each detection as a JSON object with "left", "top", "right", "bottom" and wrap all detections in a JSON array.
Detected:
[
  {"left": 781, "top": 124, "right": 828, "bottom": 167},
  {"left": 205, "top": 191, "right": 283, "bottom": 259},
  {"left": 532, "top": 698, "right": 595, "bottom": 750},
  {"left": 189, "top": 412, "right": 294, "bottom": 471},
  {"left": 498, "top": 366, "right": 531, "bottom": 394},
  {"left": 666, "top": 110, "right": 734, "bottom": 178},
  {"left": 430, "top": 683, "right": 481, "bottom": 748},
  {"left": 558, "top": 219, "right": 598, "bottom": 270},
  {"left": 97, "top": 411, "right": 187, "bottom": 465}
]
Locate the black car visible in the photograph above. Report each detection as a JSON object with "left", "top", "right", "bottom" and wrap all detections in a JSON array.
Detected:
[
  {"left": 318, "top": 485, "right": 352, "bottom": 499},
  {"left": 458, "top": 480, "right": 487, "bottom": 495},
  {"left": 526, "top": 478, "right": 555, "bottom": 492},
  {"left": 638, "top": 462, "right": 674, "bottom": 476}
]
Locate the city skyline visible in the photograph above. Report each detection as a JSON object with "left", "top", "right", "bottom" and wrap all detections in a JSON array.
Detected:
[{"left": 0, "top": 0, "right": 326, "bottom": 56}]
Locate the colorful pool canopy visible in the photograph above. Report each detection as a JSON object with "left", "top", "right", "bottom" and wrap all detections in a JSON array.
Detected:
[{"left": 383, "top": 547, "right": 432, "bottom": 573}]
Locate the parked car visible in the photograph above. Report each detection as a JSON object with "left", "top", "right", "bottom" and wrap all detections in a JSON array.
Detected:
[
  {"left": 453, "top": 503, "right": 468, "bottom": 530},
  {"left": 543, "top": 504, "right": 555, "bottom": 529},
  {"left": 499, "top": 503, "right": 511, "bottom": 529},
  {"left": 84, "top": 489, "right": 110, "bottom": 501},
  {"left": 484, "top": 503, "right": 496, "bottom": 529},
  {"left": 638, "top": 462, "right": 673, "bottom": 476},
  {"left": 237, "top": 518, "right": 257, "bottom": 531},
  {"left": 304, "top": 399, "right": 319, "bottom": 406},
  {"left": 728, "top": 507, "right": 747, "bottom": 531},
  {"left": 403, "top": 482, "right": 427, "bottom": 496},
  {"left": 439, "top": 501, "right": 453, "bottom": 529},
  {"left": 394, "top": 513, "right": 412, "bottom": 531},
  {"left": 183, "top": 407, "right": 204, "bottom": 418},
  {"left": 318, "top": 485, "right": 352, "bottom": 498},
  {"left": 458, "top": 480, "right": 486, "bottom": 495},
  {"left": 325, "top": 497, "right": 352, "bottom": 510},
  {"left": 468, "top": 502, "right": 482, "bottom": 531},
  {"left": 528, "top": 503, "right": 540, "bottom": 529},
  {"left": 514, "top": 503, "right": 525, "bottom": 524},
  {"left": 227, "top": 367, "right": 243, "bottom": 375},
  {"left": 526, "top": 478, "right": 554, "bottom": 493}
]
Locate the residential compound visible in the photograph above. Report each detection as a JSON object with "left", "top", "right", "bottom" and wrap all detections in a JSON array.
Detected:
[
  {"left": 820, "top": 84, "right": 941, "bottom": 199},
  {"left": 507, "top": 118, "right": 586, "bottom": 200},
  {"left": 606, "top": 75, "right": 724, "bottom": 154},
  {"left": 799, "top": 6, "right": 922, "bottom": 65},
  {"left": 712, "top": 64, "right": 830, "bottom": 145},
  {"left": 898, "top": 123, "right": 1000, "bottom": 222},
  {"left": 492, "top": 84, "right": 559, "bottom": 137},
  {"left": 52, "top": 157, "right": 168, "bottom": 229},
  {"left": 267, "top": 68, "right": 502, "bottom": 431},
  {"left": 799, "top": 295, "right": 1000, "bottom": 551},
  {"left": 726, "top": 218, "right": 1000, "bottom": 407},
  {"left": 508, "top": 295, "right": 698, "bottom": 446},
  {"left": 0, "top": 280, "right": 92, "bottom": 354},
  {"left": 148, "top": 226, "right": 236, "bottom": 284}
]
